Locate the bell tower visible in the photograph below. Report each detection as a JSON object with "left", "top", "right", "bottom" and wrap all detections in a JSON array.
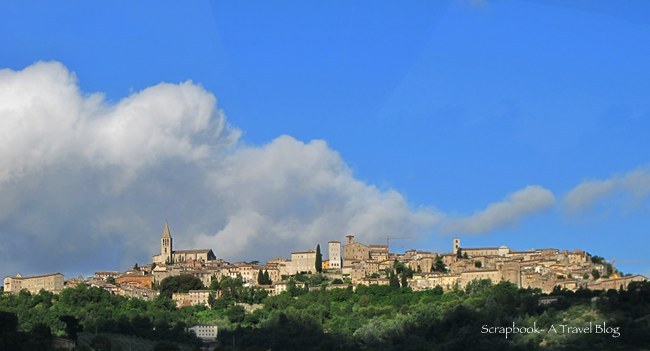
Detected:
[
  {"left": 452, "top": 238, "right": 460, "bottom": 255},
  {"left": 161, "top": 222, "right": 173, "bottom": 264}
]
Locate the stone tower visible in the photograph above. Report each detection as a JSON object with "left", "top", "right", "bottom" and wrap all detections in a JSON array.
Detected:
[
  {"left": 161, "top": 222, "right": 173, "bottom": 264},
  {"left": 452, "top": 238, "right": 460, "bottom": 255},
  {"left": 328, "top": 241, "right": 341, "bottom": 270}
]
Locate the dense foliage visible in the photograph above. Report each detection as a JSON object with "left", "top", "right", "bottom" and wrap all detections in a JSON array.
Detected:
[
  {"left": 256, "top": 270, "right": 272, "bottom": 285},
  {"left": 221, "top": 281, "right": 650, "bottom": 351},
  {"left": 0, "top": 286, "right": 201, "bottom": 350},
  {"left": 159, "top": 274, "right": 205, "bottom": 298},
  {"left": 1, "top": 280, "right": 650, "bottom": 350}
]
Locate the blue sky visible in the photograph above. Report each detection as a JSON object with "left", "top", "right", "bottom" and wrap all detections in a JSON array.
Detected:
[{"left": 1, "top": 1, "right": 649, "bottom": 278}]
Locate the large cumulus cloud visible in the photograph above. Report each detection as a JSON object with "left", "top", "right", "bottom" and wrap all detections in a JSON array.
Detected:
[
  {"left": 0, "top": 61, "right": 441, "bottom": 277},
  {"left": 197, "top": 136, "right": 441, "bottom": 259},
  {"left": 0, "top": 61, "right": 236, "bottom": 276}
]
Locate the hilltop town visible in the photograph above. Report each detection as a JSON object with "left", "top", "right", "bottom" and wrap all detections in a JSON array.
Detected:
[{"left": 3, "top": 223, "right": 647, "bottom": 308}]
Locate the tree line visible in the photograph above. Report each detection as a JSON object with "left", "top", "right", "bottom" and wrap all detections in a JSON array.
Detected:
[{"left": 2, "top": 273, "right": 650, "bottom": 350}]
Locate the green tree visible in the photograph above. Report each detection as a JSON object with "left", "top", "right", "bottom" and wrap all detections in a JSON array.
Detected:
[
  {"left": 209, "top": 276, "right": 220, "bottom": 290},
  {"left": 227, "top": 305, "right": 246, "bottom": 324},
  {"left": 208, "top": 292, "right": 216, "bottom": 308},
  {"left": 433, "top": 255, "right": 447, "bottom": 273},
  {"left": 591, "top": 255, "right": 605, "bottom": 264},
  {"left": 315, "top": 244, "right": 323, "bottom": 273},
  {"left": 592, "top": 269, "right": 601, "bottom": 279},
  {"left": 159, "top": 274, "right": 204, "bottom": 298},
  {"left": 220, "top": 276, "right": 244, "bottom": 298},
  {"left": 393, "top": 259, "right": 405, "bottom": 274},
  {"left": 59, "top": 315, "right": 81, "bottom": 341},
  {"left": 389, "top": 270, "right": 400, "bottom": 288},
  {"left": 307, "top": 274, "right": 324, "bottom": 286},
  {"left": 287, "top": 280, "right": 307, "bottom": 297},
  {"left": 404, "top": 266, "right": 414, "bottom": 279},
  {"left": 256, "top": 270, "right": 272, "bottom": 285}
]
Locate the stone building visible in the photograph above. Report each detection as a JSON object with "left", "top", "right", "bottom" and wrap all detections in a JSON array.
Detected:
[
  {"left": 172, "top": 290, "right": 212, "bottom": 308},
  {"left": 188, "top": 324, "right": 218, "bottom": 341},
  {"left": 343, "top": 235, "right": 369, "bottom": 263},
  {"left": 459, "top": 269, "right": 502, "bottom": 288},
  {"left": 290, "top": 250, "right": 317, "bottom": 274},
  {"left": 95, "top": 271, "right": 120, "bottom": 281},
  {"left": 328, "top": 241, "right": 342, "bottom": 270},
  {"left": 500, "top": 263, "right": 522, "bottom": 288},
  {"left": 3, "top": 273, "right": 65, "bottom": 294},
  {"left": 342, "top": 262, "right": 367, "bottom": 284},
  {"left": 152, "top": 223, "right": 216, "bottom": 264},
  {"left": 368, "top": 245, "right": 389, "bottom": 262},
  {"left": 115, "top": 274, "right": 153, "bottom": 289},
  {"left": 588, "top": 275, "right": 647, "bottom": 291},
  {"left": 408, "top": 273, "right": 461, "bottom": 291},
  {"left": 117, "top": 286, "right": 159, "bottom": 300},
  {"left": 452, "top": 238, "right": 509, "bottom": 257}
]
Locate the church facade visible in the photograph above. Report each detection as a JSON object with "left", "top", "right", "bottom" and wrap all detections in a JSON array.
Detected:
[{"left": 152, "top": 223, "right": 216, "bottom": 264}]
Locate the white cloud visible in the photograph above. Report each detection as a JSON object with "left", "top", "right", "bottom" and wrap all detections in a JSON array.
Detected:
[
  {"left": 564, "top": 167, "right": 650, "bottom": 213},
  {"left": 0, "top": 61, "right": 440, "bottom": 277},
  {"left": 0, "top": 61, "right": 236, "bottom": 188},
  {"left": 441, "top": 185, "right": 555, "bottom": 234},
  {"left": 564, "top": 179, "right": 615, "bottom": 213},
  {"left": 198, "top": 135, "right": 441, "bottom": 259}
]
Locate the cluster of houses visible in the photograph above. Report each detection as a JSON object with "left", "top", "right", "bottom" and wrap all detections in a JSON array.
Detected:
[{"left": 4, "top": 224, "right": 647, "bottom": 310}]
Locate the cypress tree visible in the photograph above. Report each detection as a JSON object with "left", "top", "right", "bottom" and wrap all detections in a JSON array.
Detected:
[
  {"left": 315, "top": 244, "right": 323, "bottom": 273},
  {"left": 257, "top": 270, "right": 264, "bottom": 285},
  {"left": 389, "top": 270, "right": 400, "bottom": 288}
]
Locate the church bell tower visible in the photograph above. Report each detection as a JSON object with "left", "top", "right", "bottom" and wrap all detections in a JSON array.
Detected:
[{"left": 161, "top": 222, "right": 173, "bottom": 264}]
